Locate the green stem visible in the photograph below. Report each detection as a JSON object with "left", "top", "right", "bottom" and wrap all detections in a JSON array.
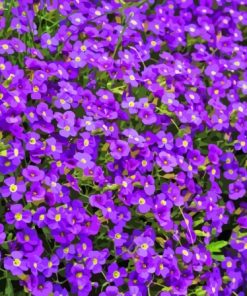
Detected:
[
  {"left": 112, "top": 12, "right": 133, "bottom": 59},
  {"left": 171, "top": 119, "right": 179, "bottom": 131},
  {"left": 179, "top": 206, "right": 194, "bottom": 245}
]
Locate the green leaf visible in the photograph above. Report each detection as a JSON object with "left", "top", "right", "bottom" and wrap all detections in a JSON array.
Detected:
[
  {"left": 211, "top": 254, "right": 225, "bottom": 261},
  {"left": 206, "top": 241, "right": 228, "bottom": 253},
  {"left": 102, "top": 184, "right": 119, "bottom": 192},
  {"left": 156, "top": 237, "right": 166, "bottom": 247},
  {"left": 187, "top": 36, "right": 205, "bottom": 47},
  {"left": 193, "top": 218, "right": 204, "bottom": 227},
  {"left": 195, "top": 230, "right": 208, "bottom": 237},
  {"left": 5, "top": 279, "right": 14, "bottom": 296},
  {"left": 161, "top": 286, "right": 171, "bottom": 291},
  {"left": 1, "top": 242, "right": 9, "bottom": 250},
  {"left": 156, "top": 104, "right": 174, "bottom": 117}
]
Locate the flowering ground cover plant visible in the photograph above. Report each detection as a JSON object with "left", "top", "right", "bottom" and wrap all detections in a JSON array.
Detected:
[{"left": 0, "top": 0, "right": 247, "bottom": 295}]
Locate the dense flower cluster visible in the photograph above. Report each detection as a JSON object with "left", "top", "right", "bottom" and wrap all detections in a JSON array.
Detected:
[{"left": 0, "top": 0, "right": 247, "bottom": 295}]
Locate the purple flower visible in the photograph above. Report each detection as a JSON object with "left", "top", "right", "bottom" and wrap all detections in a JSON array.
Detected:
[
  {"left": 157, "top": 151, "right": 177, "bottom": 172},
  {"left": 106, "top": 263, "right": 127, "bottom": 286},
  {"left": 74, "top": 152, "right": 94, "bottom": 169},
  {"left": 139, "top": 108, "right": 157, "bottom": 125},
  {"left": 237, "top": 80, "right": 247, "bottom": 94},
  {"left": 41, "top": 33, "right": 58, "bottom": 51},
  {"left": 0, "top": 224, "right": 6, "bottom": 244},
  {"left": 69, "top": 13, "right": 86, "bottom": 26},
  {"left": 16, "top": 227, "right": 40, "bottom": 252},
  {"left": 27, "top": 255, "right": 44, "bottom": 276},
  {"left": 121, "top": 97, "right": 139, "bottom": 114},
  {"left": 108, "top": 226, "right": 128, "bottom": 247},
  {"left": 42, "top": 255, "right": 59, "bottom": 277},
  {"left": 4, "top": 251, "right": 28, "bottom": 276},
  {"left": 229, "top": 181, "right": 246, "bottom": 200},
  {"left": 22, "top": 165, "right": 45, "bottom": 182},
  {"left": 110, "top": 140, "right": 130, "bottom": 160},
  {"left": 69, "top": 51, "right": 87, "bottom": 68},
  {"left": 5, "top": 204, "right": 32, "bottom": 229},
  {"left": 0, "top": 157, "right": 17, "bottom": 175},
  {"left": 32, "top": 276, "right": 53, "bottom": 296},
  {"left": 157, "top": 131, "right": 173, "bottom": 150},
  {"left": 25, "top": 132, "right": 42, "bottom": 151},
  {"left": 1, "top": 176, "right": 25, "bottom": 201},
  {"left": 134, "top": 236, "right": 154, "bottom": 257},
  {"left": 123, "top": 71, "right": 139, "bottom": 87},
  {"left": 36, "top": 102, "right": 53, "bottom": 122},
  {"left": 132, "top": 190, "right": 153, "bottom": 213},
  {"left": 26, "top": 182, "right": 45, "bottom": 203},
  {"left": 235, "top": 134, "right": 247, "bottom": 153},
  {"left": 86, "top": 250, "right": 108, "bottom": 274},
  {"left": 176, "top": 247, "right": 193, "bottom": 263},
  {"left": 135, "top": 257, "right": 156, "bottom": 280}
]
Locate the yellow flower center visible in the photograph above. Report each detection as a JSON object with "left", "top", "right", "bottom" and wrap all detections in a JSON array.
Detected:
[
  {"left": 14, "top": 148, "right": 19, "bottom": 156},
  {"left": 39, "top": 214, "right": 45, "bottom": 221},
  {"left": 141, "top": 243, "right": 148, "bottom": 250},
  {"left": 115, "top": 233, "right": 121, "bottom": 239},
  {"left": 84, "top": 139, "right": 89, "bottom": 146},
  {"left": 29, "top": 138, "right": 36, "bottom": 144},
  {"left": 139, "top": 198, "right": 146, "bottom": 205},
  {"left": 33, "top": 86, "right": 39, "bottom": 92},
  {"left": 76, "top": 272, "right": 83, "bottom": 278},
  {"left": 63, "top": 248, "right": 69, "bottom": 254},
  {"left": 56, "top": 161, "right": 62, "bottom": 167},
  {"left": 81, "top": 45, "right": 87, "bottom": 51},
  {"left": 15, "top": 213, "right": 22, "bottom": 221},
  {"left": 113, "top": 271, "right": 120, "bottom": 278},
  {"left": 188, "top": 165, "right": 193, "bottom": 171},
  {"left": 13, "top": 258, "right": 21, "bottom": 267},
  {"left": 10, "top": 184, "right": 17, "bottom": 193},
  {"left": 55, "top": 214, "right": 61, "bottom": 222},
  {"left": 80, "top": 158, "right": 87, "bottom": 164},
  {"left": 122, "top": 181, "right": 128, "bottom": 188},
  {"left": 23, "top": 234, "right": 30, "bottom": 242},
  {"left": 182, "top": 140, "right": 188, "bottom": 147},
  {"left": 226, "top": 158, "right": 231, "bottom": 164}
]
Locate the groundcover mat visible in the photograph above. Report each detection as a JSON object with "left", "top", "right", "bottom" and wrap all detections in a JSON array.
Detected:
[{"left": 0, "top": 0, "right": 247, "bottom": 295}]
